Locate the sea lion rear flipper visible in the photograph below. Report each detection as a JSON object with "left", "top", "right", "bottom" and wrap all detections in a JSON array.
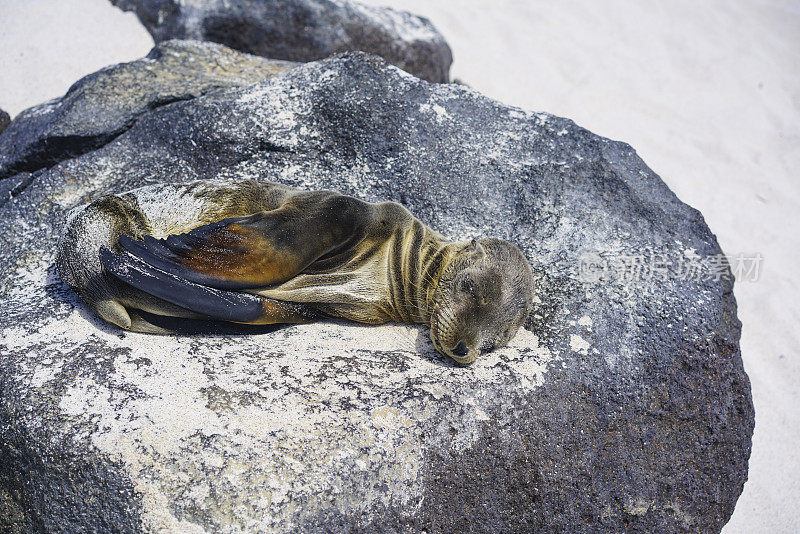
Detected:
[{"left": 100, "top": 247, "right": 318, "bottom": 325}]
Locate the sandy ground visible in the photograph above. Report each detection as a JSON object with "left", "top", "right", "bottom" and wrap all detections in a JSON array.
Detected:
[{"left": 1, "top": 0, "right": 798, "bottom": 531}]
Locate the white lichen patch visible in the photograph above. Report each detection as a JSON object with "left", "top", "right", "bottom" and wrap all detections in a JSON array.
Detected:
[
  {"left": 234, "top": 80, "right": 317, "bottom": 150},
  {"left": 30, "top": 358, "right": 64, "bottom": 388},
  {"left": 570, "top": 333, "right": 591, "bottom": 354},
  {"left": 482, "top": 329, "right": 551, "bottom": 387},
  {"left": 419, "top": 103, "right": 450, "bottom": 123}
]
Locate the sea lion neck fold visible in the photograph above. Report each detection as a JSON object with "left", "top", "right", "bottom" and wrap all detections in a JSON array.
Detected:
[{"left": 386, "top": 218, "right": 461, "bottom": 324}]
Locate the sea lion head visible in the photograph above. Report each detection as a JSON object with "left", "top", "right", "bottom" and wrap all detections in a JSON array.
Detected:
[{"left": 430, "top": 238, "right": 534, "bottom": 364}]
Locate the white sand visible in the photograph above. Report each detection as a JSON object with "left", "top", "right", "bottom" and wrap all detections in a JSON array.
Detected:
[
  {"left": 1, "top": 0, "right": 797, "bottom": 531},
  {"left": 0, "top": 0, "right": 153, "bottom": 116}
]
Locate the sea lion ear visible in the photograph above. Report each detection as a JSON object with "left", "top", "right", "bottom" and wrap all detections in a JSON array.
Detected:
[{"left": 470, "top": 239, "right": 486, "bottom": 259}]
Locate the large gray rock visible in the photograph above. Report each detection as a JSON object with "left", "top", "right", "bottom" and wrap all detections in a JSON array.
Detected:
[
  {"left": 0, "top": 40, "right": 295, "bottom": 180},
  {"left": 0, "top": 44, "right": 752, "bottom": 533},
  {"left": 111, "top": 0, "right": 452, "bottom": 83}
]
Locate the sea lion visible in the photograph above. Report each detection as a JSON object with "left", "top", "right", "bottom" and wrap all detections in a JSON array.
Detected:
[{"left": 57, "top": 179, "right": 534, "bottom": 364}]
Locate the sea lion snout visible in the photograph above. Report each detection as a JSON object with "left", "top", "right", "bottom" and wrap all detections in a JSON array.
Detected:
[{"left": 452, "top": 340, "right": 469, "bottom": 356}]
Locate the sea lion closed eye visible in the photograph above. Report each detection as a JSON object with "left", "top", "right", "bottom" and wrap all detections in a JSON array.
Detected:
[{"left": 56, "top": 179, "right": 535, "bottom": 364}]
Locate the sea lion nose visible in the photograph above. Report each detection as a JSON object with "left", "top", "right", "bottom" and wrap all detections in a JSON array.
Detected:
[{"left": 452, "top": 340, "right": 469, "bottom": 357}]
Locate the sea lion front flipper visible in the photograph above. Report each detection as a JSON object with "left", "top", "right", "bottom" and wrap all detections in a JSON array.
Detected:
[
  {"left": 117, "top": 194, "right": 371, "bottom": 290},
  {"left": 100, "top": 247, "right": 318, "bottom": 325},
  {"left": 116, "top": 211, "right": 303, "bottom": 290}
]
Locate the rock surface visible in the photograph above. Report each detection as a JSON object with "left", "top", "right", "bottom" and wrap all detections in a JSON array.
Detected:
[
  {"left": 0, "top": 40, "right": 295, "bottom": 181},
  {"left": 0, "top": 43, "right": 753, "bottom": 533},
  {"left": 111, "top": 0, "right": 452, "bottom": 83},
  {"left": 0, "top": 108, "right": 9, "bottom": 135}
]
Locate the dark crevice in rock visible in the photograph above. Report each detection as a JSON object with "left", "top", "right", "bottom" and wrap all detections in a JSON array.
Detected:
[
  {"left": 0, "top": 132, "right": 124, "bottom": 180},
  {"left": 0, "top": 40, "right": 297, "bottom": 185},
  {"left": 254, "top": 138, "right": 294, "bottom": 154},
  {"left": 144, "top": 94, "right": 197, "bottom": 111},
  {"left": 0, "top": 95, "right": 197, "bottom": 182}
]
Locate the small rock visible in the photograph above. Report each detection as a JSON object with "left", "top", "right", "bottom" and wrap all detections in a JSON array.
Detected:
[{"left": 111, "top": 0, "right": 453, "bottom": 82}]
